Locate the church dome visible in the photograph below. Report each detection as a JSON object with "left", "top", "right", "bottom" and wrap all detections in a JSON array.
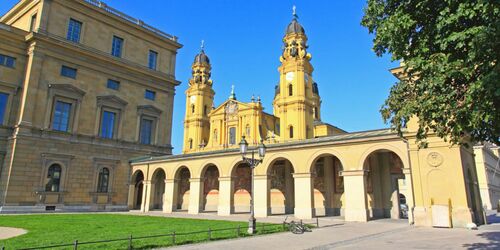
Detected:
[
  {"left": 285, "top": 18, "right": 305, "bottom": 35},
  {"left": 194, "top": 50, "right": 210, "bottom": 64}
]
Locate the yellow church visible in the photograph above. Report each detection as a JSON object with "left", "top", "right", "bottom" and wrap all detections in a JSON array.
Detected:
[{"left": 129, "top": 11, "right": 485, "bottom": 229}]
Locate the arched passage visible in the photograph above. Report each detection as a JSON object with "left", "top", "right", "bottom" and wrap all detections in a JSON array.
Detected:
[
  {"left": 175, "top": 167, "right": 191, "bottom": 210},
  {"left": 311, "top": 154, "right": 344, "bottom": 217},
  {"left": 232, "top": 162, "right": 251, "bottom": 213},
  {"left": 363, "top": 150, "right": 404, "bottom": 220},
  {"left": 151, "top": 169, "right": 166, "bottom": 210},
  {"left": 131, "top": 170, "right": 144, "bottom": 209},
  {"left": 267, "top": 158, "right": 295, "bottom": 215},
  {"left": 201, "top": 164, "right": 220, "bottom": 212}
]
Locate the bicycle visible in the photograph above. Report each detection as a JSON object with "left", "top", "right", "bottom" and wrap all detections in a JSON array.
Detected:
[{"left": 283, "top": 216, "right": 312, "bottom": 234}]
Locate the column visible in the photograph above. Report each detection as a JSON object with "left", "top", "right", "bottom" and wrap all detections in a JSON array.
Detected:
[
  {"left": 163, "top": 179, "right": 177, "bottom": 213},
  {"left": 293, "top": 173, "right": 314, "bottom": 219},
  {"left": 403, "top": 168, "right": 415, "bottom": 224},
  {"left": 141, "top": 181, "right": 152, "bottom": 212},
  {"left": 218, "top": 176, "right": 233, "bottom": 216},
  {"left": 343, "top": 170, "right": 368, "bottom": 222},
  {"left": 188, "top": 178, "right": 203, "bottom": 214},
  {"left": 390, "top": 175, "right": 401, "bottom": 219},
  {"left": 254, "top": 174, "right": 269, "bottom": 218}
]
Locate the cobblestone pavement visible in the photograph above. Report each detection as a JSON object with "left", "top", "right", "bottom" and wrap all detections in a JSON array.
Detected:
[{"left": 150, "top": 212, "right": 500, "bottom": 250}]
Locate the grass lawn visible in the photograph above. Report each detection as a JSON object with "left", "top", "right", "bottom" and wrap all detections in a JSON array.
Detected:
[{"left": 0, "top": 214, "right": 284, "bottom": 249}]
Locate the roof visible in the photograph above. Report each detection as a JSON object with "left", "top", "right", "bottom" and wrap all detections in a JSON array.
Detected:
[{"left": 130, "top": 128, "right": 399, "bottom": 164}]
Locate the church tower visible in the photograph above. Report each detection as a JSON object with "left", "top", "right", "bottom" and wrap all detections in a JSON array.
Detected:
[
  {"left": 183, "top": 42, "right": 214, "bottom": 153},
  {"left": 273, "top": 7, "right": 320, "bottom": 141}
]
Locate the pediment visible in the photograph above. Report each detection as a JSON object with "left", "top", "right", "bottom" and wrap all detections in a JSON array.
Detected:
[
  {"left": 48, "top": 83, "right": 86, "bottom": 97},
  {"left": 137, "top": 104, "right": 162, "bottom": 116},
  {"left": 97, "top": 95, "right": 128, "bottom": 108},
  {"left": 210, "top": 99, "right": 255, "bottom": 115}
]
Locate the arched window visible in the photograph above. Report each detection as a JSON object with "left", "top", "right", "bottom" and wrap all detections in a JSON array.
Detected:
[
  {"left": 245, "top": 124, "right": 250, "bottom": 137},
  {"left": 289, "top": 126, "right": 294, "bottom": 139},
  {"left": 97, "top": 167, "right": 110, "bottom": 193},
  {"left": 191, "top": 104, "right": 195, "bottom": 114},
  {"left": 189, "top": 138, "right": 193, "bottom": 149},
  {"left": 313, "top": 107, "right": 318, "bottom": 120},
  {"left": 204, "top": 105, "right": 208, "bottom": 115},
  {"left": 288, "top": 84, "right": 293, "bottom": 96},
  {"left": 213, "top": 129, "right": 218, "bottom": 142},
  {"left": 45, "top": 164, "right": 62, "bottom": 192}
]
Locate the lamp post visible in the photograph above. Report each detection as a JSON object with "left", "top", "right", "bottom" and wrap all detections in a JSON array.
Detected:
[{"left": 239, "top": 136, "right": 266, "bottom": 235}]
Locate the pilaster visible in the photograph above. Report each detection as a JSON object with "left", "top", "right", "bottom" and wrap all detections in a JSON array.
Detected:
[
  {"left": 217, "top": 176, "right": 233, "bottom": 216},
  {"left": 188, "top": 178, "right": 202, "bottom": 214},
  {"left": 254, "top": 174, "right": 269, "bottom": 218},
  {"left": 163, "top": 179, "right": 177, "bottom": 213},
  {"left": 293, "top": 173, "right": 314, "bottom": 219},
  {"left": 342, "top": 170, "right": 368, "bottom": 222}
]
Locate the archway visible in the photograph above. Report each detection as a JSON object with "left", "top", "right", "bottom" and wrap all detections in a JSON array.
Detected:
[
  {"left": 232, "top": 162, "right": 251, "bottom": 213},
  {"left": 175, "top": 167, "right": 191, "bottom": 210},
  {"left": 363, "top": 150, "right": 404, "bottom": 220},
  {"left": 202, "top": 164, "right": 220, "bottom": 212},
  {"left": 311, "top": 155, "right": 344, "bottom": 217},
  {"left": 267, "top": 159, "right": 295, "bottom": 215},
  {"left": 151, "top": 169, "right": 166, "bottom": 210},
  {"left": 131, "top": 170, "right": 144, "bottom": 209}
]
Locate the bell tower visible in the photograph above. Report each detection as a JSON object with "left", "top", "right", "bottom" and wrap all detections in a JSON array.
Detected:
[
  {"left": 183, "top": 41, "right": 214, "bottom": 153},
  {"left": 273, "top": 6, "right": 319, "bottom": 141}
]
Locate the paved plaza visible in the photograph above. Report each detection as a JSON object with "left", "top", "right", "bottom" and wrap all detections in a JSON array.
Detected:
[{"left": 146, "top": 211, "right": 500, "bottom": 250}]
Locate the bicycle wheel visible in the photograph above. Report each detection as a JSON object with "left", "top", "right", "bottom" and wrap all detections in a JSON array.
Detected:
[{"left": 290, "top": 223, "right": 304, "bottom": 234}]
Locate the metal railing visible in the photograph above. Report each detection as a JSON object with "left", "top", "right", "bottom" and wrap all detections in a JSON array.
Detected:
[
  {"left": 82, "top": 0, "right": 178, "bottom": 42},
  {"left": 8, "top": 224, "right": 285, "bottom": 250}
]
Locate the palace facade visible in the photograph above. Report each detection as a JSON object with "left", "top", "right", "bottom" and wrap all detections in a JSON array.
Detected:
[
  {"left": 0, "top": 0, "right": 181, "bottom": 212},
  {"left": 130, "top": 12, "right": 485, "bottom": 228}
]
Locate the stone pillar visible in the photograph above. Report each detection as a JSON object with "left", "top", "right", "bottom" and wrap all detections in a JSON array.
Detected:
[
  {"left": 284, "top": 162, "right": 294, "bottom": 214},
  {"left": 149, "top": 182, "right": 156, "bottom": 210},
  {"left": 293, "top": 173, "right": 314, "bottom": 219},
  {"left": 218, "top": 176, "right": 233, "bottom": 216},
  {"left": 188, "top": 178, "right": 203, "bottom": 214},
  {"left": 127, "top": 184, "right": 135, "bottom": 209},
  {"left": 390, "top": 175, "right": 401, "bottom": 219},
  {"left": 403, "top": 168, "right": 415, "bottom": 224},
  {"left": 343, "top": 170, "right": 368, "bottom": 222},
  {"left": 163, "top": 179, "right": 177, "bottom": 213},
  {"left": 324, "top": 157, "right": 334, "bottom": 215},
  {"left": 254, "top": 174, "right": 269, "bottom": 218},
  {"left": 141, "top": 181, "right": 152, "bottom": 212}
]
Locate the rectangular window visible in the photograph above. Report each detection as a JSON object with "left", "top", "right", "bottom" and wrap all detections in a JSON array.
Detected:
[
  {"left": 0, "top": 93, "right": 8, "bottom": 125},
  {"left": 30, "top": 14, "right": 37, "bottom": 32},
  {"left": 60, "top": 65, "right": 77, "bottom": 79},
  {"left": 229, "top": 127, "right": 236, "bottom": 145},
  {"left": 52, "top": 101, "right": 72, "bottom": 132},
  {"left": 107, "top": 79, "right": 120, "bottom": 90},
  {"left": 148, "top": 50, "right": 158, "bottom": 70},
  {"left": 0, "top": 54, "right": 16, "bottom": 68},
  {"left": 139, "top": 118, "right": 153, "bottom": 144},
  {"left": 100, "top": 110, "right": 116, "bottom": 139},
  {"left": 66, "top": 18, "right": 82, "bottom": 43},
  {"left": 111, "top": 36, "right": 124, "bottom": 57},
  {"left": 145, "top": 90, "right": 156, "bottom": 100}
]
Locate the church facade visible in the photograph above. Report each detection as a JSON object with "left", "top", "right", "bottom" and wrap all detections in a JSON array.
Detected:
[{"left": 130, "top": 13, "right": 485, "bottom": 228}]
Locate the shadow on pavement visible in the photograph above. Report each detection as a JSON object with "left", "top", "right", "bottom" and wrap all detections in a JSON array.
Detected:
[{"left": 463, "top": 231, "right": 500, "bottom": 250}]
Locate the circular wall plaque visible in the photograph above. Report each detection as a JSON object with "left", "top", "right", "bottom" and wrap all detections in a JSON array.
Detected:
[{"left": 427, "top": 152, "right": 443, "bottom": 167}]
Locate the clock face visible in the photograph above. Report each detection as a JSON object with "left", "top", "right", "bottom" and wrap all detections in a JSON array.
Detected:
[
  {"left": 285, "top": 72, "right": 295, "bottom": 82},
  {"left": 189, "top": 95, "right": 196, "bottom": 104}
]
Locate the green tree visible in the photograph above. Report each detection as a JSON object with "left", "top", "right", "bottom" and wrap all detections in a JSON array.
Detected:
[{"left": 362, "top": 0, "right": 500, "bottom": 145}]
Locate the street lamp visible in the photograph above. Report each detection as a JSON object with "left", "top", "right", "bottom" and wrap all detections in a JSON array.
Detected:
[{"left": 239, "top": 136, "right": 266, "bottom": 234}]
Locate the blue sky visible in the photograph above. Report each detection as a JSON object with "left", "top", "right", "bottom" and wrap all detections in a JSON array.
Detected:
[{"left": 1, "top": 0, "right": 399, "bottom": 154}]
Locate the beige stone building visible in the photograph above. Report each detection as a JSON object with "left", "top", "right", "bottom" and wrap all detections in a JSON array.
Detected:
[
  {"left": 0, "top": 0, "right": 181, "bottom": 212},
  {"left": 474, "top": 143, "right": 500, "bottom": 210},
  {"left": 129, "top": 11, "right": 485, "bottom": 228}
]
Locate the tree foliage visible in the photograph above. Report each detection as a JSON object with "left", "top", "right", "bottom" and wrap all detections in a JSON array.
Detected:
[{"left": 362, "top": 0, "right": 500, "bottom": 145}]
